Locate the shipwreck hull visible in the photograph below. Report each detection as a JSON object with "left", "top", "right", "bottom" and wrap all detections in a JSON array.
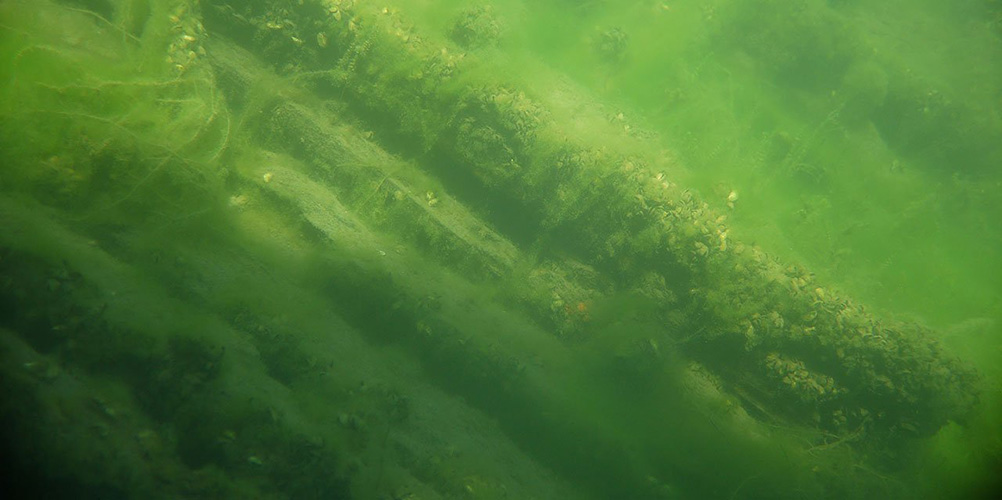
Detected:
[{"left": 0, "top": 0, "right": 983, "bottom": 498}]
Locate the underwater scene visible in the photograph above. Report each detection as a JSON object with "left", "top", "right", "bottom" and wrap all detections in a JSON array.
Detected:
[{"left": 1, "top": 0, "right": 1000, "bottom": 498}]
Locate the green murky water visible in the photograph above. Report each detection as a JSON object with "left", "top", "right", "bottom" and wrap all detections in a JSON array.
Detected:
[{"left": 1, "top": 0, "right": 999, "bottom": 498}]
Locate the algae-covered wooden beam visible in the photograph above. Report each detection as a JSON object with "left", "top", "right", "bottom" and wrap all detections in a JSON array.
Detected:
[{"left": 201, "top": 0, "right": 978, "bottom": 438}]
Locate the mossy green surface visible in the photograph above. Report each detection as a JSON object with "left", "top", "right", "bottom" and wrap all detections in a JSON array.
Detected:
[{"left": 1, "top": 0, "right": 999, "bottom": 499}]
